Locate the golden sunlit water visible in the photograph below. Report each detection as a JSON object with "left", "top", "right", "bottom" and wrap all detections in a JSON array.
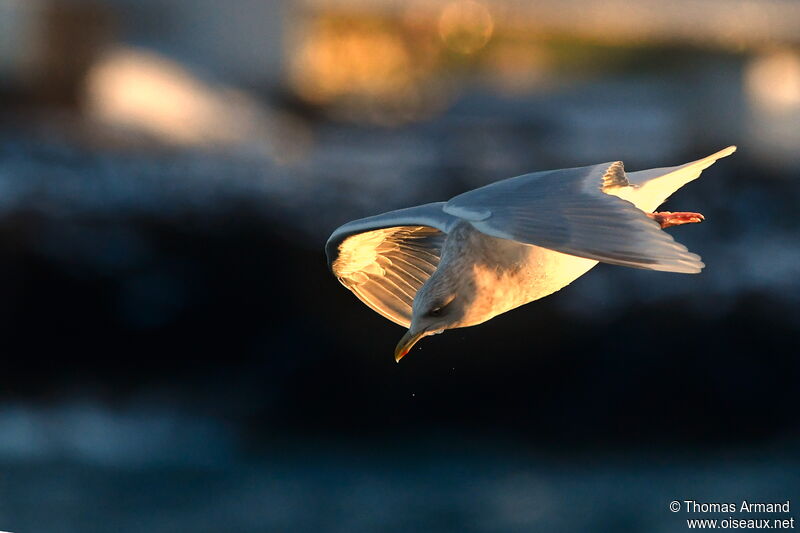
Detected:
[
  {"left": 745, "top": 48, "right": 800, "bottom": 113},
  {"left": 438, "top": 0, "right": 494, "bottom": 54},
  {"left": 85, "top": 47, "right": 273, "bottom": 147}
]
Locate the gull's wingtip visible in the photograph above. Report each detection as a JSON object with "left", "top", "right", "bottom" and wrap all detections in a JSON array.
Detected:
[{"left": 693, "top": 145, "right": 736, "bottom": 170}]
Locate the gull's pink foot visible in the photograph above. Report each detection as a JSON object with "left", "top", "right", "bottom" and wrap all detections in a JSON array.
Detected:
[{"left": 648, "top": 211, "right": 705, "bottom": 229}]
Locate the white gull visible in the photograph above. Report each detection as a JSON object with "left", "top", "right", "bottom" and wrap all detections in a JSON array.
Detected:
[{"left": 325, "top": 147, "right": 736, "bottom": 361}]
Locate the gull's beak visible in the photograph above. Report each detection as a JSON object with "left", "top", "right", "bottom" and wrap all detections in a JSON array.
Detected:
[{"left": 394, "top": 329, "right": 427, "bottom": 363}]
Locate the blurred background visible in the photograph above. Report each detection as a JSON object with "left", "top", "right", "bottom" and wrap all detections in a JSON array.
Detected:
[{"left": 0, "top": 0, "right": 799, "bottom": 531}]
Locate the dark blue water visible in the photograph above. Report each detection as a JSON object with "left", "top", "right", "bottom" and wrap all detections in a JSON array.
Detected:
[{"left": 0, "top": 403, "right": 797, "bottom": 533}]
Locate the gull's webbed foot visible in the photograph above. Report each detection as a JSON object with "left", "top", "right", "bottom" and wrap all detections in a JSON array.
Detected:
[{"left": 648, "top": 211, "right": 705, "bottom": 229}]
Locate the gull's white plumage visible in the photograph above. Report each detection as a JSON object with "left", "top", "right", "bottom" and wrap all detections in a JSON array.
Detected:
[{"left": 325, "top": 147, "right": 736, "bottom": 358}]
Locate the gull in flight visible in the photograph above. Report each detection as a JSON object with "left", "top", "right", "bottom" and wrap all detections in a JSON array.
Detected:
[{"left": 326, "top": 146, "right": 736, "bottom": 362}]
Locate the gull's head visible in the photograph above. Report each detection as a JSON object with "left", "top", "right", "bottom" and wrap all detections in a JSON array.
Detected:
[{"left": 394, "top": 272, "right": 468, "bottom": 362}]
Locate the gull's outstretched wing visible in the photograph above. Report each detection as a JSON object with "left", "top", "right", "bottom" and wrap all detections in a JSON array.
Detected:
[
  {"left": 443, "top": 162, "right": 704, "bottom": 273},
  {"left": 326, "top": 203, "right": 458, "bottom": 327}
]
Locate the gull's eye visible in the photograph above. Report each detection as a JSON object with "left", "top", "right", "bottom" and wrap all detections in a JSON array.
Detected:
[{"left": 425, "top": 295, "right": 455, "bottom": 318}]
